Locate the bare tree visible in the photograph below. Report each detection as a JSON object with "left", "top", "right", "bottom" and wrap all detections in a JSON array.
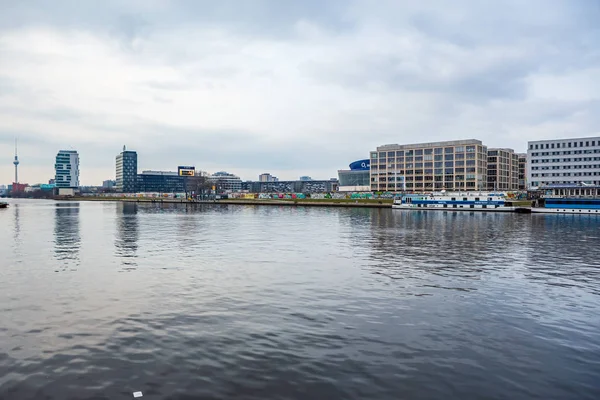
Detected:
[{"left": 185, "top": 172, "right": 212, "bottom": 200}]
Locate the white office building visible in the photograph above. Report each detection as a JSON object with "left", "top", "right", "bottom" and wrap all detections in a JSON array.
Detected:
[
  {"left": 55, "top": 150, "right": 80, "bottom": 188},
  {"left": 527, "top": 136, "right": 600, "bottom": 189}
]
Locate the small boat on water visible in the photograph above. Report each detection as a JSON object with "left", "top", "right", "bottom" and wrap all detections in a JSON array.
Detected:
[
  {"left": 0, "top": 202, "right": 8, "bottom": 209},
  {"left": 531, "top": 184, "right": 600, "bottom": 214},
  {"left": 392, "top": 191, "right": 518, "bottom": 212}
]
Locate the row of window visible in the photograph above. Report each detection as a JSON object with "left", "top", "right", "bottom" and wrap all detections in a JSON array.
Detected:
[
  {"left": 531, "top": 172, "right": 600, "bottom": 177},
  {"left": 530, "top": 140, "right": 598, "bottom": 150},
  {"left": 530, "top": 150, "right": 600, "bottom": 156},
  {"left": 532, "top": 165, "right": 600, "bottom": 170},
  {"left": 531, "top": 158, "right": 600, "bottom": 163},
  {"left": 372, "top": 146, "right": 484, "bottom": 159}
]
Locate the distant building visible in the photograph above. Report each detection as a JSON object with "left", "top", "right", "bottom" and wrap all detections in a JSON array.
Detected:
[
  {"left": 137, "top": 171, "right": 185, "bottom": 193},
  {"left": 116, "top": 146, "right": 137, "bottom": 193},
  {"left": 527, "top": 136, "right": 600, "bottom": 189},
  {"left": 241, "top": 179, "right": 338, "bottom": 193},
  {"left": 371, "top": 139, "right": 488, "bottom": 192},
  {"left": 259, "top": 173, "right": 278, "bottom": 182},
  {"left": 487, "top": 148, "right": 519, "bottom": 191},
  {"left": 102, "top": 180, "right": 116, "bottom": 189},
  {"left": 55, "top": 150, "right": 80, "bottom": 188},
  {"left": 299, "top": 176, "right": 312, "bottom": 181},
  {"left": 338, "top": 159, "right": 371, "bottom": 192},
  {"left": 517, "top": 153, "right": 527, "bottom": 190},
  {"left": 48, "top": 179, "right": 55, "bottom": 185},
  {"left": 210, "top": 171, "right": 243, "bottom": 192}
]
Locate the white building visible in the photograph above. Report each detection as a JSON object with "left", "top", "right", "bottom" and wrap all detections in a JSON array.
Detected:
[
  {"left": 55, "top": 150, "right": 80, "bottom": 188},
  {"left": 527, "top": 136, "right": 600, "bottom": 189},
  {"left": 209, "top": 171, "right": 243, "bottom": 192}
]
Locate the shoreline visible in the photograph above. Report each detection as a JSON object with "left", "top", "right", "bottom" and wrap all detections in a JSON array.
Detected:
[{"left": 63, "top": 197, "right": 394, "bottom": 208}]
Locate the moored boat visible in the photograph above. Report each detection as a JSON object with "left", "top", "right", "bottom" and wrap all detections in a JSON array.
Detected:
[
  {"left": 0, "top": 202, "right": 8, "bottom": 209},
  {"left": 392, "top": 191, "right": 518, "bottom": 212},
  {"left": 531, "top": 184, "right": 600, "bottom": 214}
]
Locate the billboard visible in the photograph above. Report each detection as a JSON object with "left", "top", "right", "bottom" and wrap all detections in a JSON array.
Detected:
[
  {"left": 178, "top": 166, "right": 195, "bottom": 176},
  {"left": 349, "top": 159, "right": 370, "bottom": 171}
]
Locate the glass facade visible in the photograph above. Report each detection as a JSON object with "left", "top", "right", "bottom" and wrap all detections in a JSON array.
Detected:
[
  {"left": 137, "top": 172, "right": 185, "bottom": 193},
  {"left": 116, "top": 150, "right": 138, "bottom": 193},
  {"left": 338, "top": 170, "right": 370, "bottom": 186},
  {"left": 55, "top": 150, "right": 79, "bottom": 188}
]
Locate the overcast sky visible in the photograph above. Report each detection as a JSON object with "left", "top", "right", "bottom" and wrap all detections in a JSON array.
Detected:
[{"left": 0, "top": 0, "right": 599, "bottom": 185}]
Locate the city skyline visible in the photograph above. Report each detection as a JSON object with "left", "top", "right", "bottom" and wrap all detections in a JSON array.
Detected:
[{"left": 1, "top": 1, "right": 599, "bottom": 185}]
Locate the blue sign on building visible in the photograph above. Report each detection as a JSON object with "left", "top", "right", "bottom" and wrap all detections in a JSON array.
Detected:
[{"left": 349, "top": 159, "right": 370, "bottom": 171}]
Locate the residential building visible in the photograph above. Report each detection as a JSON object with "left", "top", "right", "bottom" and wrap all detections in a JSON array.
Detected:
[
  {"left": 259, "top": 173, "right": 278, "bottom": 182},
  {"left": 527, "top": 136, "right": 600, "bottom": 189},
  {"left": 116, "top": 146, "right": 137, "bottom": 193},
  {"left": 517, "top": 153, "right": 527, "bottom": 190},
  {"left": 137, "top": 171, "right": 185, "bottom": 193},
  {"left": 370, "top": 139, "right": 488, "bottom": 192},
  {"left": 209, "top": 171, "right": 243, "bottom": 193},
  {"left": 55, "top": 150, "right": 80, "bottom": 188},
  {"left": 487, "top": 148, "right": 519, "bottom": 191},
  {"left": 338, "top": 159, "right": 371, "bottom": 192}
]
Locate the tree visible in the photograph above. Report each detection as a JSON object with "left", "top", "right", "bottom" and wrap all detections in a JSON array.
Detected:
[{"left": 185, "top": 172, "right": 212, "bottom": 200}]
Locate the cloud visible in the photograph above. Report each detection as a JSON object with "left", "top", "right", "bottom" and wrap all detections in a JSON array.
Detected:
[{"left": 0, "top": 0, "right": 598, "bottom": 185}]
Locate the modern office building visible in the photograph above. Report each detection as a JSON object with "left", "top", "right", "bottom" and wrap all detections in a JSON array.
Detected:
[
  {"left": 102, "top": 180, "right": 116, "bottom": 189},
  {"left": 370, "top": 139, "right": 488, "bottom": 192},
  {"left": 55, "top": 150, "right": 80, "bottom": 188},
  {"left": 527, "top": 136, "right": 600, "bottom": 189},
  {"left": 517, "top": 153, "right": 527, "bottom": 190},
  {"left": 209, "top": 171, "right": 243, "bottom": 193},
  {"left": 487, "top": 148, "right": 519, "bottom": 191},
  {"left": 338, "top": 159, "right": 371, "bottom": 192},
  {"left": 137, "top": 171, "right": 185, "bottom": 193},
  {"left": 116, "top": 146, "right": 137, "bottom": 193}
]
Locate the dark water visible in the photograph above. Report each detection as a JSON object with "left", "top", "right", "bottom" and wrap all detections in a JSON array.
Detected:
[{"left": 1, "top": 199, "right": 600, "bottom": 400}]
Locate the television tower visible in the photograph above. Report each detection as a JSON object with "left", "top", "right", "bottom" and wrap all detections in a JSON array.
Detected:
[{"left": 13, "top": 138, "right": 19, "bottom": 184}]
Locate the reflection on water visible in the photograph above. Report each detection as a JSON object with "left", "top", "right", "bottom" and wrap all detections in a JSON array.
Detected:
[
  {"left": 53, "top": 203, "right": 80, "bottom": 270},
  {"left": 1, "top": 201, "right": 600, "bottom": 400},
  {"left": 115, "top": 202, "right": 139, "bottom": 270}
]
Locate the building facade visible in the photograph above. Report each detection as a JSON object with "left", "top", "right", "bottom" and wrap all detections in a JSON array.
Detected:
[
  {"left": 517, "top": 153, "right": 527, "bottom": 190},
  {"left": 209, "top": 171, "right": 243, "bottom": 193},
  {"left": 116, "top": 147, "right": 137, "bottom": 193},
  {"left": 259, "top": 173, "right": 278, "bottom": 182},
  {"left": 527, "top": 136, "right": 600, "bottom": 189},
  {"left": 241, "top": 179, "right": 338, "bottom": 193},
  {"left": 487, "top": 148, "right": 519, "bottom": 191},
  {"left": 370, "top": 139, "right": 488, "bottom": 192},
  {"left": 338, "top": 159, "right": 371, "bottom": 192},
  {"left": 55, "top": 150, "right": 80, "bottom": 188},
  {"left": 137, "top": 171, "right": 185, "bottom": 193}
]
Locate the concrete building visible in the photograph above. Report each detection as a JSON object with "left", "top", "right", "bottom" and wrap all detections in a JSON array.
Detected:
[
  {"left": 55, "top": 150, "right": 80, "bottom": 188},
  {"left": 527, "top": 136, "right": 600, "bottom": 189},
  {"left": 241, "top": 179, "right": 338, "bottom": 193},
  {"left": 259, "top": 173, "right": 278, "bottom": 182},
  {"left": 517, "top": 153, "right": 527, "bottom": 190},
  {"left": 487, "top": 148, "right": 519, "bottom": 191},
  {"left": 116, "top": 146, "right": 137, "bottom": 193},
  {"left": 370, "top": 139, "right": 488, "bottom": 192},
  {"left": 210, "top": 171, "right": 243, "bottom": 193}
]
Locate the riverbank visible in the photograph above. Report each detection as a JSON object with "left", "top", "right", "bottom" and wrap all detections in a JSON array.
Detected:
[{"left": 65, "top": 197, "right": 394, "bottom": 208}]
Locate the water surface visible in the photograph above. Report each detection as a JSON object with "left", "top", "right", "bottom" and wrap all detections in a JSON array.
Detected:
[{"left": 1, "top": 199, "right": 599, "bottom": 399}]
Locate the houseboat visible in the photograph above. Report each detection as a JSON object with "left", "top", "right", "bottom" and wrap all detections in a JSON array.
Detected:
[
  {"left": 392, "top": 191, "right": 518, "bottom": 212},
  {"left": 531, "top": 184, "right": 600, "bottom": 214}
]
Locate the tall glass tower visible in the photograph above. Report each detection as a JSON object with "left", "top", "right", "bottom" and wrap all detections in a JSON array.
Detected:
[
  {"left": 116, "top": 146, "right": 138, "bottom": 193},
  {"left": 55, "top": 150, "right": 80, "bottom": 188}
]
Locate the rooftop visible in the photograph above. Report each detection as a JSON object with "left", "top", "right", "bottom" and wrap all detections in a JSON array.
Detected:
[{"left": 376, "top": 139, "right": 482, "bottom": 151}]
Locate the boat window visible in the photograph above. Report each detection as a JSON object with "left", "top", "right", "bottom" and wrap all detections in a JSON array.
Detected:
[
  {"left": 482, "top": 205, "right": 487, "bottom": 208},
  {"left": 451, "top": 197, "right": 456, "bottom": 201},
  {"left": 488, "top": 197, "right": 492, "bottom": 201},
  {"left": 475, "top": 198, "right": 480, "bottom": 201},
  {"left": 463, "top": 197, "right": 467, "bottom": 201}
]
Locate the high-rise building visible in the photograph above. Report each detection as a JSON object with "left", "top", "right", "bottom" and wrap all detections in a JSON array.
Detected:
[
  {"left": 527, "top": 136, "right": 600, "bottom": 189},
  {"left": 517, "top": 153, "right": 527, "bottom": 190},
  {"left": 370, "top": 139, "right": 488, "bottom": 192},
  {"left": 487, "top": 148, "right": 519, "bottom": 191},
  {"left": 54, "top": 150, "right": 80, "bottom": 188},
  {"left": 116, "top": 146, "right": 137, "bottom": 193}
]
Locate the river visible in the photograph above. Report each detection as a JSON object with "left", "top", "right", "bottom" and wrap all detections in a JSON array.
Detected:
[{"left": 1, "top": 199, "right": 599, "bottom": 399}]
